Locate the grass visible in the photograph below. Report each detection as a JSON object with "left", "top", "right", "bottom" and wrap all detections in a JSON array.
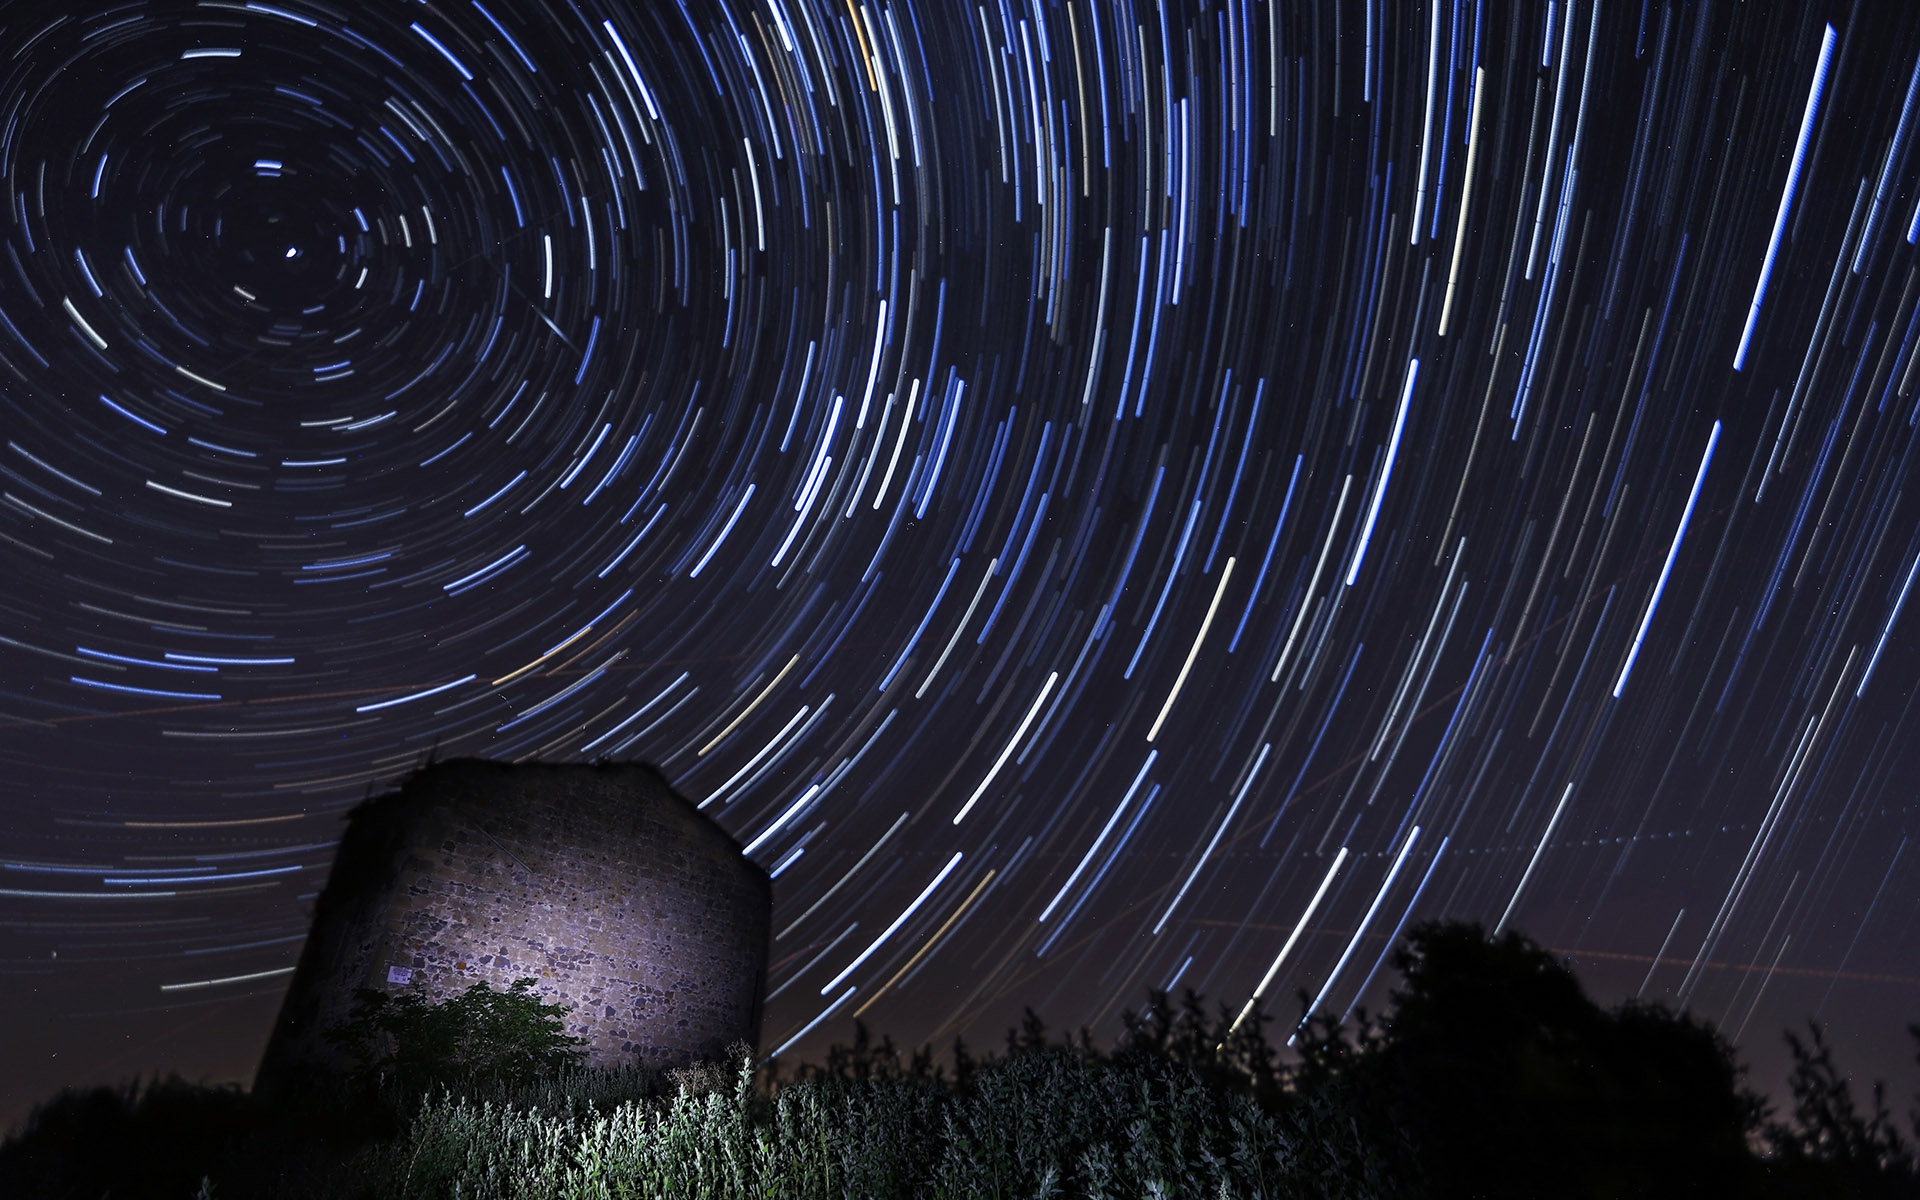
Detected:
[
  {"left": 0, "top": 1022, "right": 1398, "bottom": 1200},
  {"left": 261, "top": 1042, "right": 1386, "bottom": 1200}
]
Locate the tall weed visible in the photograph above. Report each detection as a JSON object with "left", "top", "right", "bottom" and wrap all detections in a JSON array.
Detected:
[{"left": 374, "top": 1043, "right": 1393, "bottom": 1200}]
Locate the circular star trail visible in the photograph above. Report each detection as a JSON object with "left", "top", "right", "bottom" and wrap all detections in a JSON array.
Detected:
[{"left": 1, "top": 0, "right": 1916, "bottom": 1113}]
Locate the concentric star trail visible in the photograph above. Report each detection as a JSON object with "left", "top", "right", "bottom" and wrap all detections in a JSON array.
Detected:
[{"left": 1, "top": 0, "right": 1916, "bottom": 1118}]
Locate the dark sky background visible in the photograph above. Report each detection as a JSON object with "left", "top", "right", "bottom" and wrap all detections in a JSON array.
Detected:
[{"left": 1, "top": 0, "right": 1916, "bottom": 1131}]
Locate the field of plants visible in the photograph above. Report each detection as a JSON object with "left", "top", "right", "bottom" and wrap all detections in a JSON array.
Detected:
[{"left": 4, "top": 921, "right": 1915, "bottom": 1199}]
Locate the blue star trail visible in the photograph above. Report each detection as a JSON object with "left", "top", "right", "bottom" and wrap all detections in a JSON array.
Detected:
[{"left": 0, "top": 0, "right": 1915, "bottom": 1117}]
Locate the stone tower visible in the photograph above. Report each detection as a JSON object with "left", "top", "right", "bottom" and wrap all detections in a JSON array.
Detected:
[{"left": 254, "top": 759, "right": 769, "bottom": 1096}]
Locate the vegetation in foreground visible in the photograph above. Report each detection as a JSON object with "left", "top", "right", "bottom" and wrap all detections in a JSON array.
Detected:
[{"left": 3, "top": 921, "right": 1918, "bottom": 1199}]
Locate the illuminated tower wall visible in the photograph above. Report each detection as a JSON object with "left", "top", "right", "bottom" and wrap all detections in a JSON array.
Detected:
[{"left": 254, "top": 759, "right": 769, "bottom": 1094}]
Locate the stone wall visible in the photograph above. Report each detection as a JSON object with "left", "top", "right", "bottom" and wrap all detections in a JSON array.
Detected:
[{"left": 254, "top": 759, "right": 769, "bottom": 1095}]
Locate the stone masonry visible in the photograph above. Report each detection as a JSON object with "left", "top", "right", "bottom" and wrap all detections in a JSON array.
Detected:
[{"left": 254, "top": 759, "right": 769, "bottom": 1095}]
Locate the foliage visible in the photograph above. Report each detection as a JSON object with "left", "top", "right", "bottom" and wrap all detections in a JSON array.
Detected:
[
  {"left": 1343, "top": 922, "right": 1772, "bottom": 1198},
  {"left": 764, "top": 1016, "right": 949, "bottom": 1096},
  {"left": 378, "top": 1041, "right": 1385, "bottom": 1200},
  {"left": 1761, "top": 1019, "right": 1920, "bottom": 1198},
  {"left": 0, "top": 1075, "right": 258, "bottom": 1200},
  {"left": 322, "top": 975, "right": 589, "bottom": 1099},
  {"left": 6, "top": 920, "right": 1920, "bottom": 1198},
  {"left": 1113, "top": 986, "right": 1287, "bottom": 1110}
]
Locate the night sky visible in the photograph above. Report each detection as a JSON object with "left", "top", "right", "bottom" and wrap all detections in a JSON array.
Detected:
[{"left": 2, "top": 0, "right": 1917, "bottom": 1129}]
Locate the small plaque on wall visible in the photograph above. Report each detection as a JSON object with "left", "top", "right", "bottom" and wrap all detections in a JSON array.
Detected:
[{"left": 387, "top": 965, "right": 413, "bottom": 984}]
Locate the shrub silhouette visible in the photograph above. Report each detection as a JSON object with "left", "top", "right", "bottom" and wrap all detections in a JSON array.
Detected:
[
  {"left": 784, "top": 1016, "right": 956, "bottom": 1088},
  {"left": 0, "top": 1075, "right": 259, "bottom": 1200},
  {"left": 1113, "top": 981, "right": 1291, "bottom": 1113}
]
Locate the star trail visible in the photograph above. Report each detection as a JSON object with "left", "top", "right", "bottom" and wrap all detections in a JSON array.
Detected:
[{"left": 1, "top": 0, "right": 1916, "bottom": 1121}]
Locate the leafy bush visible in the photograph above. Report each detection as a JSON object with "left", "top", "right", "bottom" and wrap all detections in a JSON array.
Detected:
[{"left": 323, "top": 975, "right": 589, "bottom": 1098}]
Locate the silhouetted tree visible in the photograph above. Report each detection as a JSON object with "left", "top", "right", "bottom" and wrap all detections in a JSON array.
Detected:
[
  {"left": 1345, "top": 921, "right": 1768, "bottom": 1199},
  {"left": 1761, "top": 1020, "right": 1920, "bottom": 1198},
  {"left": 1595, "top": 1000, "right": 1769, "bottom": 1195}
]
